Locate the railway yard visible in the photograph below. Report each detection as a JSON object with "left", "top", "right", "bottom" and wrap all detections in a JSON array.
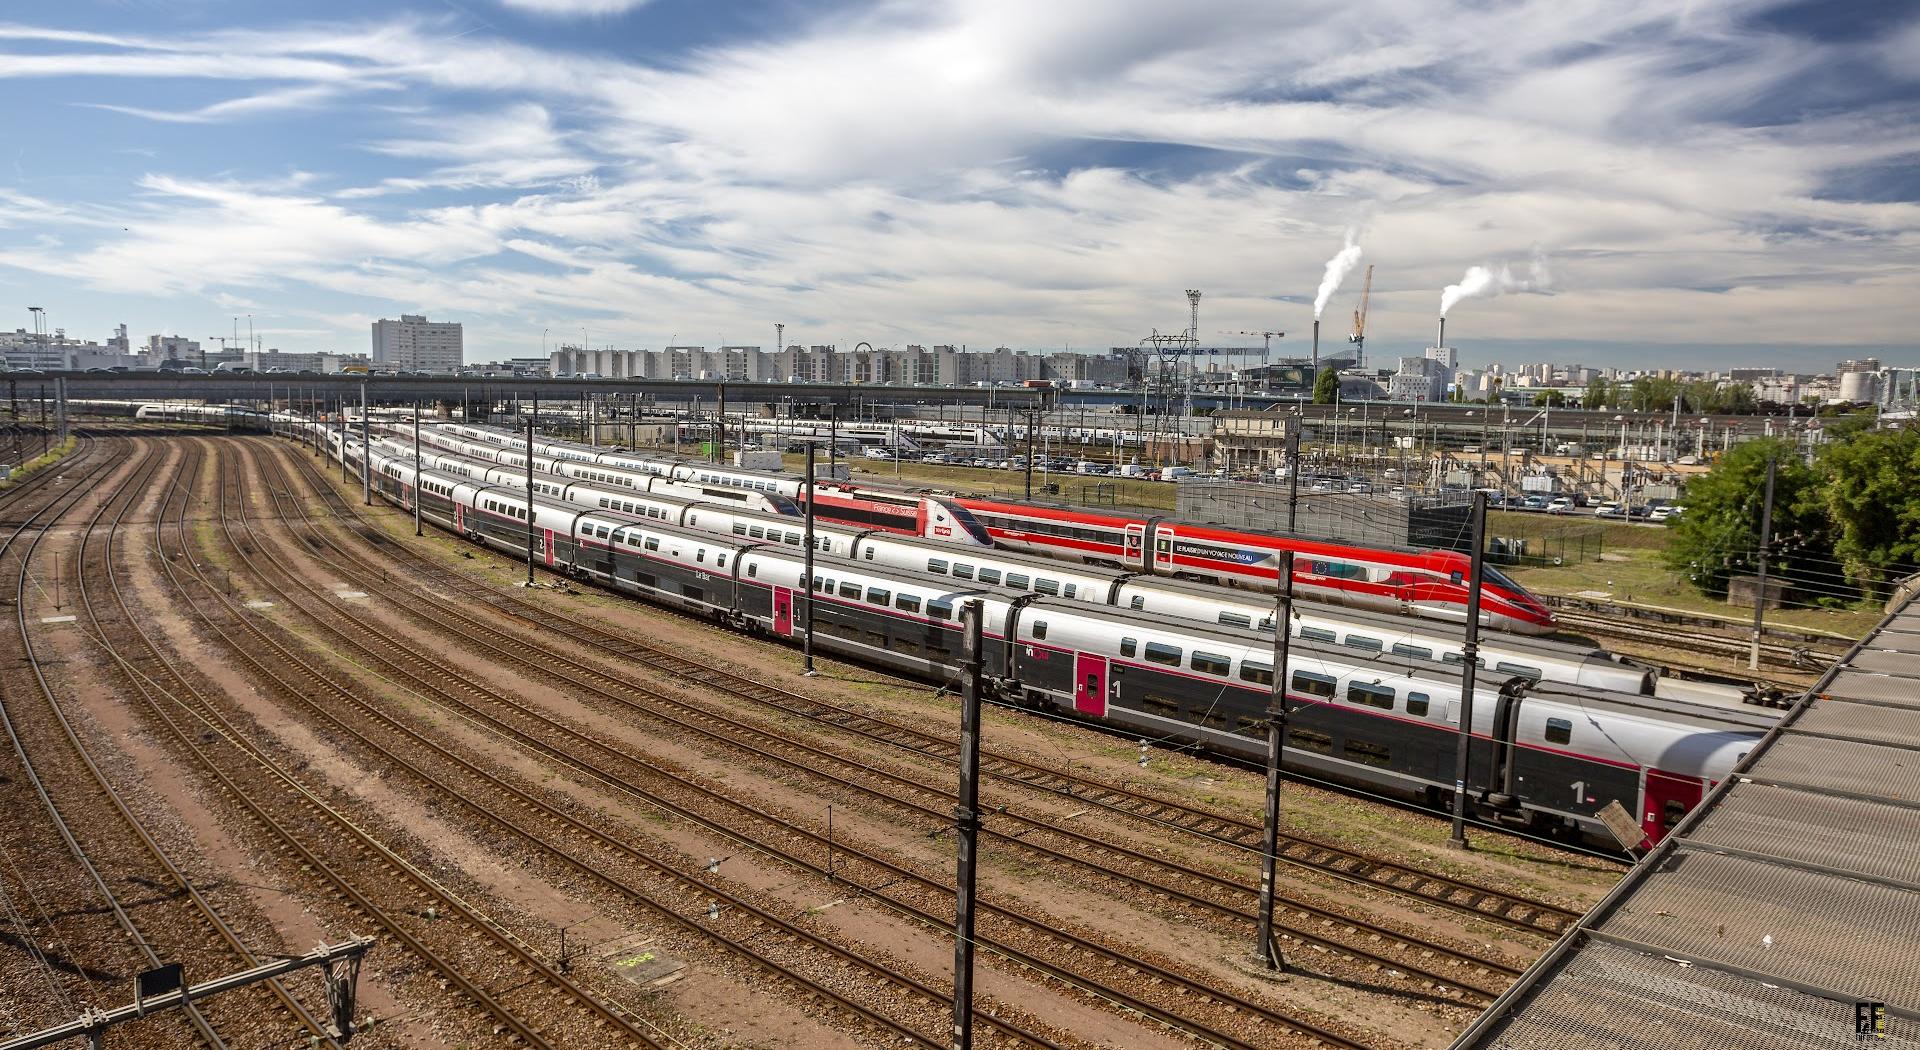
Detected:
[{"left": 0, "top": 423, "right": 1869, "bottom": 1049}]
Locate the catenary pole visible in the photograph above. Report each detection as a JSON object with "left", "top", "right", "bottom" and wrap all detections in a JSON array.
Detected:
[
  {"left": 525, "top": 396, "right": 537, "bottom": 587},
  {"left": 950, "top": 599, "right": 986, "bottom": 1050},
  {"left": 414, "top": 398, "right": 424, "bottom": 536},
  {"left": 802, "top": 437, "right": 818, "bottom": 676},
  {"left": 359, "top": 379, "right": 371, "bottom": 505},
  {"left": 1748, "top": 455, "right": 1777, "bottom": 671},
  {"left": 1448, "top": 490, "right": 1489, "bottom": 849},
  {"left": 1255, "top": 421, "right": 1302, "bottom": 970}
]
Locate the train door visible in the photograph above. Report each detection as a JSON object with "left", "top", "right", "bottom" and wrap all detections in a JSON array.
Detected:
[
  {"left": 1073, "top": 652, "right": 1108, "bottom": 717},
  {"left": 1124, "top": 523, "right": 1147, "bottom": 571},
  {"left": 1641, "top": 770, "right": 1703, "bottom": 844},
  {"left": 772, "top": 586, "right": 794, "bottom": 637},
  {"left": 454, "top": 502, "right": 465, "bottom": 534},
  {"left": 543, "top": 529, "right": 556, "bottom": 567}
]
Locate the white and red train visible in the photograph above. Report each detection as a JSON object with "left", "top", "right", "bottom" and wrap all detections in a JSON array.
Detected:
[
  {"left": 324, "top": 425, "right": 1765, "bottom": 848},
  {"left": 427, "top": 421, "right": 1558, "bottom": 635}
]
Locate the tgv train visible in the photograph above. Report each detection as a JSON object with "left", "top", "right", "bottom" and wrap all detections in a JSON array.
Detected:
[
  {"left": 437, "top": 420, "right": 1557, "bottom": 635},
  {"left": 322, "top": 426, "right": 1766, "bottom": 847},
  {"left": 432, "top": 422, "right": 994, "bottom": 547},
  {"left": 380, "top": 431, "right": 1764, "bottom": 711}
]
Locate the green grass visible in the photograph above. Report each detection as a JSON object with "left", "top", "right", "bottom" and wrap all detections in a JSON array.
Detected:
[{"left": 0, "top": 436, "right": 77, "bottom": 492}]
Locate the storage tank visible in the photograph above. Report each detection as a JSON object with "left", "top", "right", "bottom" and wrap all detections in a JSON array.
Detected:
[{"left": 1839, "top": 370, "right": 1879, "bottom": 402}]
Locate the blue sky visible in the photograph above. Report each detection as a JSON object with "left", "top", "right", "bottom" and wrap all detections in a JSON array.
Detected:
[{"left": 1, "top": 0, "right": 1917, "bottom": 369}]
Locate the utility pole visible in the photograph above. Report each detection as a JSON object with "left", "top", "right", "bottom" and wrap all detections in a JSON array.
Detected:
[
  {"left": 525, "top": 399, "right": 537, "bottom": 588},
  {"left": 950, "top": 598, "right": 986, "bottom": 1050},
  {"left": 801, "top": 437, "right": 818, "bottom": 676},
  {"left": 414, "top": 399, "right": 424, "bottom": 537},
  {"left": 714, "top": 382, "right": 726, "bottom": 464},
  {"left": 1448, "top": 490, "right": 1489, "bottom": 850},
  {"left": 1749, "top": 455, "right": 1778, "bottom": 671}
]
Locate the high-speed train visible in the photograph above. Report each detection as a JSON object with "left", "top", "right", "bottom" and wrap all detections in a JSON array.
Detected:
[
  {"left": 427, "top": 421, "right": 1559, "bottom": 635},
  {"left": 320, "top": 425, "right": 1766, "bottom": 848},
  {"left": 430, "top": 422, "right": 994, "bottom": 547},
  {"left": 379, "top": 431, "right": 1766, "bottom": 711}
]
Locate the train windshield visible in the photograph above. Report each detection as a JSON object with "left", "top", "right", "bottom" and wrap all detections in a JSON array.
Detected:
[{"left": 1481, "top": 566, "right": 1526, "bottom": 596}]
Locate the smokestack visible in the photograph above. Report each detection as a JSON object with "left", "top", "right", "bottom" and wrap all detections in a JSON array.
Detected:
[
  {"left": 1437, "top": 316, "right": 1446, "bottom": 350},
  {"left": 1311, "top": 319, "right": 1320, "bottom": 374}
]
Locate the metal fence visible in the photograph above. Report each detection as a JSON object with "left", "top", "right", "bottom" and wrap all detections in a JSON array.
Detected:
[
  {"left": 1485, "top": 522, "right": 1608, "bottom": 567},
  {"left": 1176, "top": 481, "right": 1474, "bottom": 552}
]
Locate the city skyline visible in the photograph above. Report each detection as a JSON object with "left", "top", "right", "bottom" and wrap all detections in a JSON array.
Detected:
[{"left": 1, "top": 1, "right": 1917, "bottom": 367}]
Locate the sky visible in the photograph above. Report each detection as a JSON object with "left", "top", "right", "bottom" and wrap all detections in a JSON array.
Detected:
[{"left": 1, "top": 0, "right": 1917, "bottom": 370}]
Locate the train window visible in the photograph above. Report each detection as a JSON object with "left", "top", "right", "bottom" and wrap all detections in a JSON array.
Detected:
[
  {"left": 1035, "top": 579, "right": 1060, "bottom": 596},
  {"left": 1344, "top": 635, "right": 1384, "bottom": 652},
  {"left": 895, "top": 595, "right": 921, "bottom": 614},
  {"left": 1144, "top": 642, "right": 1182, "bottom": 667},
  {"left": 1062, "top": 583, "right": 1078, "bottom": 598},
  {"left": 786, "top": 532, "right": 802, "bottom": 545},
  {"left": 1156, "top": 539, "right": 1170, "bottom": 553},
  {"left": 733, "top": 523, "right": 748, "bottom": 536},
  {"left": 1406, "top": 692, "right": 1431, "bottom": 717},
  {"left": 746, "top": 564, "right": 757, "bottom": 578},
  {"left": 1391, "top": 644, "right": 1434, "bottom": 661},
  {"left": 1190, "top": 651, "right": 1230, "bottom": 676},
  {"left": 1218, "top": 612, "right": 1252, "bottom": 629},
  {"left": 927, "top": 558, "right": 950, "bottom": 575},
  {"left": 952, "top": 564, "right": 975, "bottom": 580},
  {"left": 1288, "top": 728, "right": 1334, "bottom": 754},
  {"left": 862, "top": 549, "right": 876, "bottom": 561},
  {"left": 696, "top": 550, "right": 706, "bottom": 563},
  {"left": 1239, "top": 661, "right": 1273, "bottom": 685},
  {"left": 1032, "top": 621, "right": 1047, "bottom": 640},
  {"left": 1496, "top": 662, "right": 1544, "bottom": 683},
  {"left": 838, "top": 582, "right": 862, "bottom": 599},
  {"left": 1140, "top": 693, "right": 1180, "bottom": 718},
  {"left": 1544, "top": 718, "right": 1573, "bottom": 745},
  {"left": 1300, "top": 627, "right": 1337, "bottom": 643},
  {"left": 1120, "top": 638, "right": 1137, "bottom": 658},
  {"left": 812, "top": 576, "right": 825, "bottom": 591},
  {"left": 928, "top": 600, "right": 955, "bottom": 620},
  {"left": 1347, "top": 683, "right": 1395, "bottom": 710},
  {"left": 1290, "top": 671, "right": 1336, "bottom": 698},
  {"left": 1006, "top": 573, "right": 1030, "bottom": 589},
  {"left": 1130, "top": 596, "right": 1146, "bottom": 610},
  {"left": 748, "top": 525, "right": 765, "bottom": 539},
  {"left": 716, "top": 554, "right": 727, "bottom": 569},
  {"left": 977, "top": 568, "right": 1002, "bottom": 585},
  {"left": 1343, "top": 739, "right": 1391, "bottom": 767},
  {"left": 1442, "top": 652, "right": 1486, "bottom": 668},
  {"left": 598, "top": 497, "right": 611, "bottom": 508}
]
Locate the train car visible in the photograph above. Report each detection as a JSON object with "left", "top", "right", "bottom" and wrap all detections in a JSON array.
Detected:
[
  {"left": 440, "top": 421, "right": 992, "bottom": 547},
  {"left": 948, "top": 495, "right": 1558, "bottom": 634},
  {"left": 337, "top": 429, "right": 1766, "bottom": 847},
  {"left": 386, "top": 432, "right": 1760, "bottom": 710}
]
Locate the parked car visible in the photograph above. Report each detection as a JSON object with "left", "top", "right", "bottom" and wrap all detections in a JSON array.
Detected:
[
  {"left": 1595, "top": 500, "right": 1626, "bottom": 518},
  {"left": 1546, "top": 496, "right": 1575, "bottom": 514},
  {"left": 1521, "top": 494, "right": 1550, "bottom": 511}
]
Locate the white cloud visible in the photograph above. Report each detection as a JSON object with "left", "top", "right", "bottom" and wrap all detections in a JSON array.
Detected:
[
  {"left": 495, "top": 0, "right": 653, "bottom": 16},
  {"left": 1, "top": 1, "right": 1916, "bottom": 362}
]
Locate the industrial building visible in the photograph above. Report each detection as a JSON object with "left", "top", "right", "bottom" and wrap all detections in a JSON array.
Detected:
[{"left": 371, "top": 314, "right": 464, "bottom": 373}]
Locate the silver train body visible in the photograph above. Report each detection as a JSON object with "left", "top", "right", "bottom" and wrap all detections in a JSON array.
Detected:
[{"left": 321, "top": 425, "right": 1768, "bottom": 847}]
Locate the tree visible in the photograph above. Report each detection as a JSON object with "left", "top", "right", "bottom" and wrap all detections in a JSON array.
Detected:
[
  {"left": 1532, "top": 389, "right": 1567, "bottom": 407},
  {"left": 1815, "top": 425, "right": 1920, "bottom": 593},
  {"left": 1312, "top": 367, "right": 1339, "bottom": 405},
  {"left": 1664, "top": 438, "right": 1830, "bottom": 598},
  {"left": 1582, "top": 376, "right": 1612, "bottom": 409}
]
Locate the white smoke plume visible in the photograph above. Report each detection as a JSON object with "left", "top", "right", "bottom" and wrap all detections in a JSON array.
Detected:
[
  {"left": 1312, "top": 230, "right": 1364, "bottom": 320},
  {"left": 1439, "top": 248, "right": 1554, "bottom": 316}
]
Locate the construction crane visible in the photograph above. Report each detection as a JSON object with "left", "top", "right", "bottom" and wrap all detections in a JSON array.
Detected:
[
  {"left": 1348, "top": 264, "right": 1373, "bottom": 369},
  {"left": 1223, "top": 330, "right": 1285, "bottom": 368}
]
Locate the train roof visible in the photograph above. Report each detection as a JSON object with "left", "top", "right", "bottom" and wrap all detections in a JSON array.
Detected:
[{"left": 1005, "top": 597, "right": 1771, "bottom": 731}]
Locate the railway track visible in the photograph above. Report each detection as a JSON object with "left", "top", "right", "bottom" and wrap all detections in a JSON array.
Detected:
[
  {"left": 201, "top": 441, "right": 1086, "bottom": 1050},
  {"left": 1552, "top": 610, "right": 1842, "bottom": 673},
  {"left": 0, "top": 438, "right": 237, "bottom": 1048},
  {"left": 293, "top": 437, "right": 1586, "bottom": 943},
  {"left": 259, "top": 442, "right": 1531, "bottom": 1009},
  {"left": 98, "top": 439, "right": 672, "bottom": 1050},
  {"left": 231, "top": 440, "right": 1378, "bottom": 1049}
]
